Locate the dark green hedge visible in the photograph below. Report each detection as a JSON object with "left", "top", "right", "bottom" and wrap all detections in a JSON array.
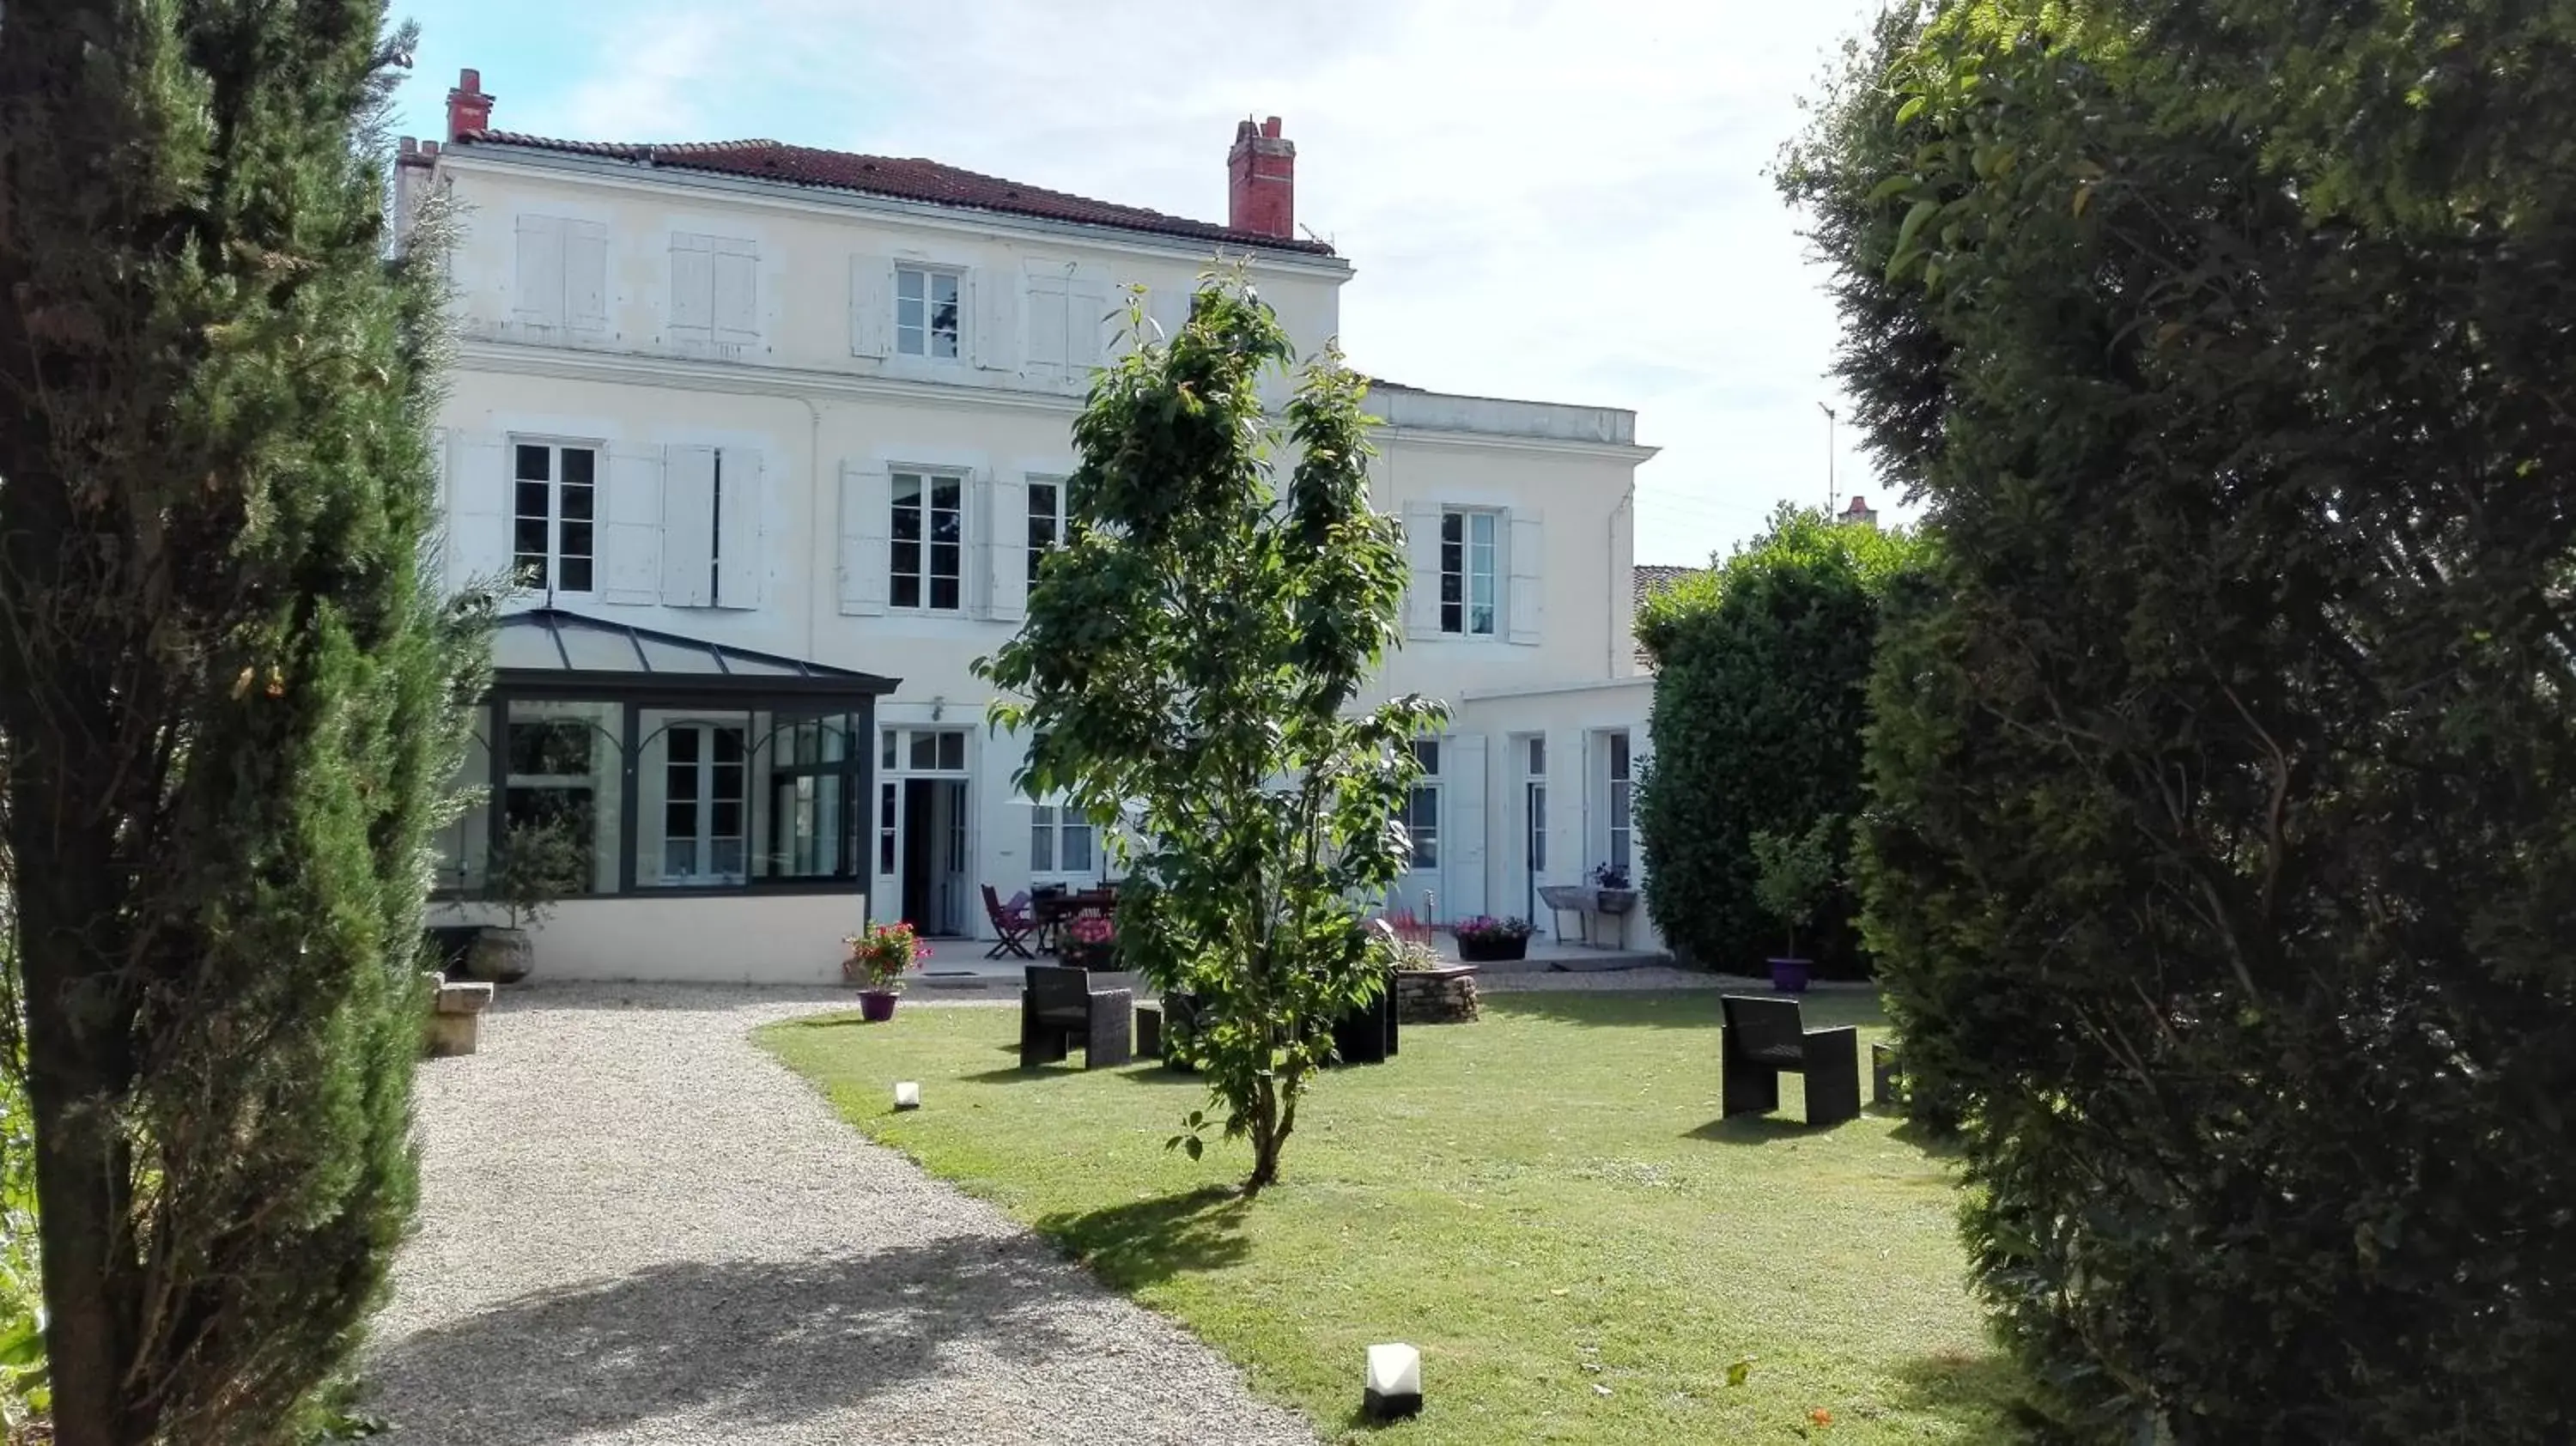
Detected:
[
  {"left": 1634, "top": 506, "right": 1928, "bottom": 978},
  {"left": 1795, "top": 2, "right": 2576, "bottom": 1441}
]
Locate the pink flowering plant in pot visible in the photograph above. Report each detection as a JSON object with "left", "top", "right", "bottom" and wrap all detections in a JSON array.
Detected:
[
  {"left": 1063, "top": 913, "right": 1118, "bottom": 970},
  {"left": 1449, "top": 914, "right": 1535, "bottom": 963},
  {"left": 844, "top": 921, "right": 931, "bottom": 1019}
]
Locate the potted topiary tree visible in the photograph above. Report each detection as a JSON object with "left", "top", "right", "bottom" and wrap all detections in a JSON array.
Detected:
[
  {"left": 843, "top": 920, "right": 930, "bottom": 1021},
  {"left": 1749, "top": 817, "right": 1841, "bottom": 993},
  {"left": 1450, "top": 914, "right": 1535, "bottom": 963},
  {"left": 470, "top": 817, "right": 588, "bottom": 984}
]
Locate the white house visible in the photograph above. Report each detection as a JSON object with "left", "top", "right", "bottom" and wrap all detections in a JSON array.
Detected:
[{"left": 410, "top": 69, "right": 1662, "bottom": 982}]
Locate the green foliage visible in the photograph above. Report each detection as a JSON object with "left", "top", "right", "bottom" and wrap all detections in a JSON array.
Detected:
[
  {"left": 1795, "top": 2, "right": 2576, "bottom": 1440},
  {"left": 0, "top": 10, "right": 491, "bottom": 1443},
  {"left": 1747, "top": 817, "right": 1841, "bottom": 959},
  {"left": 0, "top": 995, "right": 48, "bottom": 1437},
  {"left": 978, "top": 272, "right": 1441, "bottom": 1194},
  {"left": 1633, "top": 505, "right": 1929, "bottom": 977},
  {"left": 488, "top": 817, "right": 590, "bottom": 933}
]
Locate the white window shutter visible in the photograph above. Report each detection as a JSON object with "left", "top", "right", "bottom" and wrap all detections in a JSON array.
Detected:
[
  {"left": 1445, "top": 732, "right": 1489, "bottom": 918},
  {"left": 1402, "top": 501, "right": 1444, "bottom": 640},
  {"left": 839, "top": 461, "right": 891, "bottom": 615},
  {"left": 660, "top": 444, "right": 718, "bottom": 606},
  {"left": 713, "top": 240, "right": 757, "bottom": 346},
  {"left": 513, "top": 216, "right": 563, "bottom": 327},
  {"left": 1148, "top": 283, "right": 1190, "bottom": 350},
  {"left": 1508, "top": 509, "right": 1545, "bottom": 646},
  {"left": 970, "top": 267, "right": 1017, "bottom": 373},
  {"left": 1066, "top": 278, "right": 1109, "bottom": 374},
  {"left": 714, "top": 449, "right": 764, "bottom": 609},
  {"left": 964, "top": 467, "right": 996, "bottom": 617},
  {"left": 670, "top": 234, "right": 714, "bottom": 343},
  {"left": 564, "top": 220, "right": 609, "bottom": 332},
  {"left": 849, "top": 255, "right": 889, "bottom": 358},
  {"left": 988, "top": 471, "right": 1029, "bottom": 623},
  {"left": 599, "top": 446, "right": 665, "bottom": 605},
  {"left": 1024, "top": 271, "right": 1069, "bottom": 381},
  {"left": 444, "top": 432, "right": 513, "bottom": 591}
]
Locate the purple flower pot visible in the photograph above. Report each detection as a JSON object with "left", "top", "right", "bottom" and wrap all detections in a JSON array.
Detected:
[
  {"left": 859, "top": 988, "right": 899, "bottom": 1023},
  {"left": 1769, "top": 957, "right": 1812, "bottom": 993}
]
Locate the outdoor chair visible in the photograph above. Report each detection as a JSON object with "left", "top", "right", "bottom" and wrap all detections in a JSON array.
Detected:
[
  {"left": 1019, "top": 964, "right": 1133, "bottom": 1070},
  {"left": 1719, "top": 994, "right": 1860, "bottom": 1127},
  {"left": 983, "top": 884, "right": 1037, "bottom": 959}
]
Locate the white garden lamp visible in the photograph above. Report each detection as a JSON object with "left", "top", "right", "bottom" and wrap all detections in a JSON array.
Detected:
[
  {"left": 893, "top": 1080, "right": 921, "bottom": 1111},
  {"left": 1364, "top": 1342, "right": 1422, "bottom": 1420}
]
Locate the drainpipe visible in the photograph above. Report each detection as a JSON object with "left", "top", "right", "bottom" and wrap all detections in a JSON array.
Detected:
[{"left": 1606, "top": 483, "right": 1634, "bottom": 677}]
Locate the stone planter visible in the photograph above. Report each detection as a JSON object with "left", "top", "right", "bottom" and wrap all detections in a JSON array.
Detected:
[
  {"left": 1594, "top": 888, "right": 1638, "bottom": 915},
  {"left": 422, "top": 972, "right": 495, "bottom": 1057},
  {"left": 465, "top": 927, "right": 532, "bottom": 985},
  {"left": 1455, "top": 933, "right": 1528, "bottom": 963},
  {"left": 1395, "top": 965, "right": 1481, "bottom": 1024}
]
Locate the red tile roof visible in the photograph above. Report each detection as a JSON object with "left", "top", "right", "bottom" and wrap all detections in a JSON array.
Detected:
[{"left": 453, "top": 131, "right": 1337, "bottom": 257}]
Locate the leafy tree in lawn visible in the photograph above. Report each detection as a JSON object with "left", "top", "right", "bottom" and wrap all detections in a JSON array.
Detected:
[
  {"left": 1632, "top": 505, "right": 1928, "bottom": 977},
  {"left": 1789, "top": 1, "right": 2576, "bottom": 1440},
  {"left": 978, "top": 276, "right": 1438, "bottom": 1194},
  {"left": 0, "top": 8, "right": 488, "bottom": 1443}
]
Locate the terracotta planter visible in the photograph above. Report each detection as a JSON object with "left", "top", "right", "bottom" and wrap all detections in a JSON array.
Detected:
[
  {"left": 1769, "top": 957, "right": 1812, "bottom": 993},
  {"left": 858, "top": 988, "right": 899, "bottom": 1023},
  {"left": 465, "top": 927, "right": 532, "bottom": 985},
  {"left": 1455, "top": 933, "right": 1529, "bottom": 963}
]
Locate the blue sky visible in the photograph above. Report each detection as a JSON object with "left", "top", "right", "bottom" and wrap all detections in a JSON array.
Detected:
[{"left": 392, "top": 0, "right": 1896, "bottom": 568}]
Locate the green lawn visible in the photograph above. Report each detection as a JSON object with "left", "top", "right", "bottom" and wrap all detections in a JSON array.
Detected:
[{"left": 759, "top": 988, "right": 2018, "bottom": 1444}]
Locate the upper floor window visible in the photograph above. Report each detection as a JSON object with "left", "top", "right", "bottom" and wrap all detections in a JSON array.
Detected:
[
  {"left": 670, "top": 234, "right": 757, "bottom": 349},
  {"left": 513, "top": 216, "right": 608, "bottom": 333},
  {"left": 1441, "top": 509, "right": 1499, "bottom": 636},
  {"left": 1407, "top": 739, "right": 1441, "bottom": 871},
  {"left": 896, "top": 266, "right": 962, "bottom": 359},
  {"left": 890, "top": 471, "right": 963, "bottom": 611},
  {"left": 1028, "top": 477, "right": 1070, "bottom": 586},
  {"left": 513, "top": 441, "right": 595, "bottom": 593}
]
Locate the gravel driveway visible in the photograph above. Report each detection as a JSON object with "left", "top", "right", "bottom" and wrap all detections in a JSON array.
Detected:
[{"left": 366, "top": 983, "right": 1316, "bottom": 1446}]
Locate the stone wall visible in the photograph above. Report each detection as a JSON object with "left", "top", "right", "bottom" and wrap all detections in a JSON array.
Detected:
[{"left": 1396, "top": 966, "right": 1479, "bottom": 1024}]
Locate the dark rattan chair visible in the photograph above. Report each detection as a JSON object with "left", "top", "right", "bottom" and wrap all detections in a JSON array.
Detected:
[
  {"left": 1020, "top": 964, "right": 1132, "bottom": 1070},
  {"left": 1720, "top": 994, "right": 1860, "bottom": 1127}
]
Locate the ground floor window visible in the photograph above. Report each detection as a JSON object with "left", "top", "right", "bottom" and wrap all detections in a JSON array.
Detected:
[
  {"left": 1607, "top": 728, "right": 1633, "bottom": 875},
  {"left": 1030, "top": 804, "right": 1096, "bottom": 877},
  {"left": 1407, "top": 738, "right": 1442, "bottom": 871}
]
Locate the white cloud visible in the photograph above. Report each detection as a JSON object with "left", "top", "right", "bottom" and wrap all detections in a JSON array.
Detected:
[{"left": 436, "top": 0, "right": 1900, "bottom": 564}]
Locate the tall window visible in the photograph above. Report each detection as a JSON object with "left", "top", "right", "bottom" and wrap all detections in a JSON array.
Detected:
[
  {"left": 513, "top": 442, "right": 596, "bottom": 593},
  {"left": 1407, "top": 739, "right": 1442, "bottom": 871},
  {"left": 1440, "top": 509, "right": 1498, "bottom": 635},
  {"left": 663, "top": 723, "right": 747, "bottom": 883},
  {"left": 895, "top": 266, "right": 962, "bottom": 358},
  {"left": 1028, "top": 478, "right": 1069, "bottom": 586},
  {"left": 1607, "top": 730, "right": 1633, "bottom": 873},
  {"left": 1030, "top": 805, "right": 1096, "bottom": 876},
  {"left": 890, "top": 471, "right": 963, "bottom": 611}
]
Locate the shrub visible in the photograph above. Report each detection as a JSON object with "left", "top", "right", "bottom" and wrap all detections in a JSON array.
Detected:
[
  {"left": 1634, "top": 506, "right": 1929, "bottom": 977},
  {"left": 1793, "top": 1, "right": 2576, "bottom": 1439},
  {"left": 1747, "top": 817, "right": 1841, "bottom": 961}
]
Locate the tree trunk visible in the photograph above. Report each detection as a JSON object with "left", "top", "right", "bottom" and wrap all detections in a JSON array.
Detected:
[{"left": 15, "top": 824, "right": 142, "bottom": 1446}]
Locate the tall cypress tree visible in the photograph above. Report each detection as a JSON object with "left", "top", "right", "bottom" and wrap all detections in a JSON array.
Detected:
[{"left": 0, "top": 5, "right": 486, "bottom": 1442}]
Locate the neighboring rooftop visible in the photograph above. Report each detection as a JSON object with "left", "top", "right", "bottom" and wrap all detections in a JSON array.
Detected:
[
  {"left": 435, "top": 70, "right": 1334, "bottom": 258},
  {"left": 1631, "top": 563, "right": 1710, "bottom": 669},
  {"left": 1363, "top": 377, "right": 1642, "bottom": 447}
]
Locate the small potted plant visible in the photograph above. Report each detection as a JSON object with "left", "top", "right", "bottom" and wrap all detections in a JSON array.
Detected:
[
  {"left": 843, "top": 920, "right": 930, "bottom": 1021},
  {"left": 1590, "top": 862, "right": 1637, "bottom": 914},
  {"left": 1749, "top": 817, "right": 1841, "bottom": 993},
  {"left": 1450, "top": 914, "right": 1535, "bottom": 963},
  {"left": 1062, "top": 913, "right": 1118, "bottom": 970},
  {"left": 470, "top": 817, "right": 588, "bottom": 984}
]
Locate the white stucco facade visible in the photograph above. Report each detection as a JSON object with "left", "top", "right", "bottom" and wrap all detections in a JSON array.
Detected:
[{"left": 412, "top": 76, "right": 1661, "bottom": 981}]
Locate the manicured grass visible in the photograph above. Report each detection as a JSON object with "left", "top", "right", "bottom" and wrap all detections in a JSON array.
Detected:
[{"left": 760, "top": 989, "right": 2018, "bottom": 1444}]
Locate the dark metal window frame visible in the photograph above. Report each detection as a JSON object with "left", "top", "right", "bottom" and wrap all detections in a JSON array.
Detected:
[{"left": 453, "top": 610, "right": 899, "bottom": 901}]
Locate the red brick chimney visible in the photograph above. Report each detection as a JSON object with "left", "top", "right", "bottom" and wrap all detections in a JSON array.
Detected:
[
  {"left": 1227, "top": 116, "right": 1296, "bottom": 240},
  {"left": 447, "top": 68, "right": 494, "bottom": 142}
]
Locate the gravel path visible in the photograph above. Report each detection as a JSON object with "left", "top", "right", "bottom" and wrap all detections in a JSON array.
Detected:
[{"left": 367, "top": 982, "right": 1316, "bottom": 1446}]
